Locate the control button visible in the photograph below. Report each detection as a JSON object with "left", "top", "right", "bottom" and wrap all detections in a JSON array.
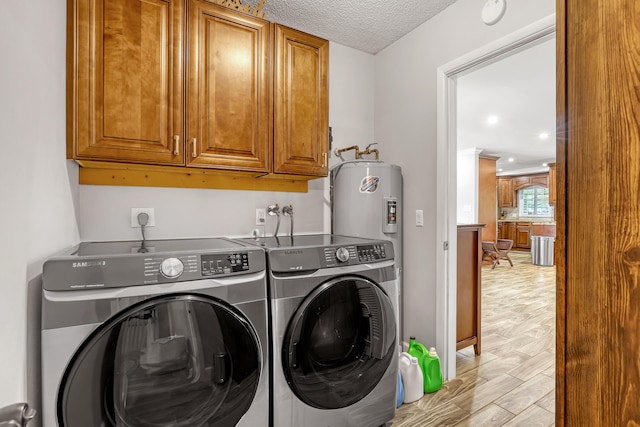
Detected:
[
  {"left": 336, "top": 247, "right": 350, "bottom": 263},
  {"left": 160, "top": 257, "right": 184, "bottom": 279}
]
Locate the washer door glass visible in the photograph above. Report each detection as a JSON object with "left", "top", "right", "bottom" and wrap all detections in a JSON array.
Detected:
[
  {"left": 57, "top": 294, "right": 261, "bottom": 427},
  {"left": 282, "top": 276, "right": 396, "bottom": 409}
]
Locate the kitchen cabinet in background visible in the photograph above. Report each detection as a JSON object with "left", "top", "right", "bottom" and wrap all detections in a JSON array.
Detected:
[
  {"left": 513, "top": 174, "right": 548, "bottom": 190},
  {"left": 457, "top": 224, "right": 484, "bottom": 356},
  {"left": 497, "top": 177, "right": 515, "bottom": 207},
  {"left": 515, "top": 222, "right": 532, "bottom": 249},
  {"left": 498, "top": 221, "right": 517, "bottom": 242},
  {"left": 67, "top": 0, "right": 328, "bottom": 191}
]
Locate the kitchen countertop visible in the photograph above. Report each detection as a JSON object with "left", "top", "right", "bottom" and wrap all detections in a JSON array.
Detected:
[{"left": 498, "top": 219, "right": 556, "bottom": 225}]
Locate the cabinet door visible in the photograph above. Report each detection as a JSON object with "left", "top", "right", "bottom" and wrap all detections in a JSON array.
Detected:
[
  {"left": 497, "top": 178, "right": 515, "bottom": 207},
  {"left": 70, "top": 0, "right": 184, "bottom": 165},
  {"left": 516, "top": 225, "right": 532, "bottom": 249},
  {"left": 506, "top": 223, "right": 517, "bottom": 242},
  {"left": 187, "top": 1, "right": 270, "bottom": 172},
  {"left": 273, "top": 25, "right": 329, "bottom": 176},
  {"left": 531, "top": 175, "right": 549, "bottom": 187}
]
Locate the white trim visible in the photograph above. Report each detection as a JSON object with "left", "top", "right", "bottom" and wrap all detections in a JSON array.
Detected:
[{"left": 435, "top": 14, "right": 556, "bottom": 380}]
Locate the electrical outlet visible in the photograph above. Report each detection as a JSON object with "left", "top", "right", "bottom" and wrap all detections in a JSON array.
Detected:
[
  {"left": 416, "top": 209, "right": 424, "bottom": 227},
  {"left": 131, "top": 208, "right": 156, "bottom": 227},
  {"left": 255, "top": 208, "right": 266, "bottom": 226}
]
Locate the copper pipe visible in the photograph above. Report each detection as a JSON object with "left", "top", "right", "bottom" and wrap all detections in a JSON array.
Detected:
[
  {"left": 334, "top": 145, "right": 360, "bottom": 159},
  {"left": 359, "top": 143, "right": 380, "bottom": 160}
]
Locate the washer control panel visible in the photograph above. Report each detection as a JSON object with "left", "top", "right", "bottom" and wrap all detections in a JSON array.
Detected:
[
  {"left": 44, "top": 247, "right": 262, "bottom": 291},
  {"left": 356, "top": 244, "right": 387, "bottom": 262},
  {"left": 319, "top": 242, "right": 391, "bottom": 268},
  {"left": 201, "top": 252, "right": 249, "bottom": 276}
]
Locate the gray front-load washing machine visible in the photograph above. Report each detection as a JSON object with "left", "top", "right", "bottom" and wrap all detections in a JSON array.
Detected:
[
  {"left": 239, "top": 234, "right": 398, "bottom": 427},
  {"left": 41, "top": 238, "right": 269, "bottom": 427}
]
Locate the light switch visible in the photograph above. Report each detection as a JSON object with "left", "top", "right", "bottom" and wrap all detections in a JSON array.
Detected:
[{"left": 416, "top": 210, "right": 424, "bottom": 227}]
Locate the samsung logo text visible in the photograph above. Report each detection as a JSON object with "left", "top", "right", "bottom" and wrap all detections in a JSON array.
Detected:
[{"left": 72, "top": 261, "right": 107, "bottom": 268}]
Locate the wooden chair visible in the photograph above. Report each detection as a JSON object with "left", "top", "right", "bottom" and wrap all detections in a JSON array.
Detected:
[{"left": 482, "top": 239, "right": 514, "bottom": 269}]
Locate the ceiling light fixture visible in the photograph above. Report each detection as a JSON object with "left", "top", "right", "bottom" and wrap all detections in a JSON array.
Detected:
[
  {"left": 487, "top": 115, "right": 499, "bottom": 125},
  {"left": 498, "top": 168, "right": 503, "bottom": 172},
  {"left": 539, "top": 132, "right": 549, "bottom": 139},
  {"left": 542, "top": 163, "right": 548, "bottom": 167},
  {"left": 508, "top": 158, "right": 514, "bottom": 162}
]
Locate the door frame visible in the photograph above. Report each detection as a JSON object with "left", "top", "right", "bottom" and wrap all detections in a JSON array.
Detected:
[{"left": 435, "top": 14, "right": 556, "bottom": 379}]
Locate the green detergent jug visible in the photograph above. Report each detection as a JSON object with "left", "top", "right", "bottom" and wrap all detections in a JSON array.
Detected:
[{"left": 408, "top": 337, "right": 443, "bottom": 393}]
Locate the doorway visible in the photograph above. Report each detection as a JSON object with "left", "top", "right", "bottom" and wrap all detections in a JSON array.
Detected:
[{"left": 435, "top": 15, "right": 556, "bottom": 380}]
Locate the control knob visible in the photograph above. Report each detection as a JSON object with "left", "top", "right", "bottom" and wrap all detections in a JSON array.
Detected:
[
  {"left": 335, "top": 247, "right": 350, "bottom": 263},
  {"left": 160, "top": 257, "right": 184, "bottom": 279}
]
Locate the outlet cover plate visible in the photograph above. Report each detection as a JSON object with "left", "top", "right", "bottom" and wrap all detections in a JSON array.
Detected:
[
  {"left": 131, "top": 208, "right": 156, "bottom": 227},
  {"left": 256, "top": 208, "right": 266, "bottom": 225}
]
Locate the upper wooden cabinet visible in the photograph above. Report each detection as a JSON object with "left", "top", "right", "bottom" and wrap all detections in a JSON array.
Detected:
[
  {"left": 67, "top": 0, "right": 329, "bottom": 188},
  {"left": 497, "top": 177, "right": 515, "bottom": 207},
  {"left": 186, "top": 1, "right": 270, "bottom": 172},
  {"left": 68, "top": 0, "right": 185, "bottom": 165},
  {"left": 548, "top": 162, "right": 556, "bottom": 205},
  {"left": 273, "top": 25, "right": 329, "bottom": 176},
  {"left": 513, "top": 174, "right": 548, "bottom": 190}
]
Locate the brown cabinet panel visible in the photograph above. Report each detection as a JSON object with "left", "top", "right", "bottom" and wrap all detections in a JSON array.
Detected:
[
  {"left": 498, "top": 222, "right": 517, "bottom": 242},
  {"left": 457, "top": 224, "right": 483, "bottom": 355},
  {"left": 497, "top": 177, "right": 515, "bottom": 207},
  {"left": 273, "top": 25, "right": 329, "bottom": 176},
  {"left": 515, "top": 222, "right": 532, "bottom": 249},
  {"left": 187, "top": 2, "right": 270, "bottom": 171},
  {"left": 513, "top": 173, "right": 549, "bottom": 191},
  {"left": 70, "top": 0, "right": 184, "bottom": 165}
]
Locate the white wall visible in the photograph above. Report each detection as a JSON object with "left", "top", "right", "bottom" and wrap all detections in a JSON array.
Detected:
[
  {"left": 374, "top": 0, "right": 555, "bottom": 348},
  {"left": 78, "top": 42, "right": 374, "bottom": 241},
  {"left": 457, "top": 148, "right": 479, "bottom": 224},
  {"left": 0, "top": 0, "right": 79, "bottom": 417}
]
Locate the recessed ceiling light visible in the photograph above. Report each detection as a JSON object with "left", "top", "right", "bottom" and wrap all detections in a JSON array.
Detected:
[
  {"left": 542, "top": 163, "right": 548, "bottom": 167},
  {"left": 498, "top": 168, "right": 503, "bottom": 172},
  {"left": 487, "top": 116, "right": 499, "bottom": 125},
  {"left": 539, "top": 132, "right": 550, "bottom": 139},
  {"left": 508, "top": 157, "right": 514, "bottom": 162}
]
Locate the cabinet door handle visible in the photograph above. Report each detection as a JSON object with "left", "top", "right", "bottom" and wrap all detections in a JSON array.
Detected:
[
  {"left": 173, "top": 135, "right": 180, "bottom": 155},
  {"left": 191, "top": 138, "right": 197, "bottom": 158},
  {"left": 322, "top": 152, "right": 327, "bottom": 167}
]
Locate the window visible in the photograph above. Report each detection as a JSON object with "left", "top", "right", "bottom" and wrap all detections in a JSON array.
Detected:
[{"left": 518, "top": 185, "right": 551, "bottom": 216}]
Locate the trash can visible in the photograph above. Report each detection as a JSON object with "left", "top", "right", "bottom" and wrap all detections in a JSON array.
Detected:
[{"left": 531, "top": 236, "right": 555, "bottom": 266}]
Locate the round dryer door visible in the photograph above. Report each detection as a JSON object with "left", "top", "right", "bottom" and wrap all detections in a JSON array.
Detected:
[
  {"left": 282, "top": 276, "right": 396, "bottom": 409},
  {"left": 57, "top": 294, "right": 261, "bottom": 427}
]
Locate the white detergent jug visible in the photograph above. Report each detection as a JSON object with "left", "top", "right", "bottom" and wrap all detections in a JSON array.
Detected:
[{"left": 398, "top": 352, "right": 424, "bottom": 403}]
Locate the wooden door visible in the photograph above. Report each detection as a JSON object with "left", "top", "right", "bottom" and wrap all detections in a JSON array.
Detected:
[
  {"left": 69, "top": 0, "right": 184, "bottom": 165},
  {"left": 187, "top": 1, "right": 270, "bottom": 172},
  {"left": 558, "top": 0, "right": 640, "bottom": 424},
  {"left": 273, "top": 24, "right": 329, "bottom": 177}
]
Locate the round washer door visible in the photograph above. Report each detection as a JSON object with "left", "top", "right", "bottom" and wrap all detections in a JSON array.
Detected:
[
  {"left": 57, "top": 294, "right": 261, "bottom": 427},
  {"left": 282, "top": 276, "right": 396, "bottom": 409}
]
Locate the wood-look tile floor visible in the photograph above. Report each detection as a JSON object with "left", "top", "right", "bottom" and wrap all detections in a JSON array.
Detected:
[{"left": 393, "top": 252, "right": 556, "bottom": 427}]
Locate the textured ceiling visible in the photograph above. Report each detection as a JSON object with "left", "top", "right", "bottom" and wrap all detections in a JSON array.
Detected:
[{"left": 256, "top": 0, "right": 460, "bottom": 54}]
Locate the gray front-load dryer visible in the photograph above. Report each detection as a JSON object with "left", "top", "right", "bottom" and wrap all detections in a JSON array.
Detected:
[
  {"left": 41, "top": 238, "right": 269, "bottom": 427},
  {"left": 239, "top": 234, "right": 399, "bottom": 427}
]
